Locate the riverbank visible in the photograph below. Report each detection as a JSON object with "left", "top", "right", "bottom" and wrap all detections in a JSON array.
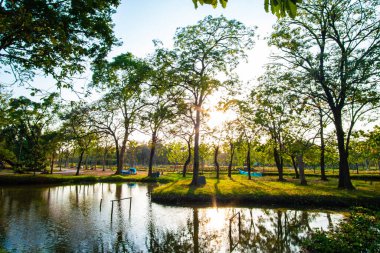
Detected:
[
  {"left": 151, "top": 175, "right": 380, "bottom": 208},
  {"left": 2, "top": 172, "right": 380, "bottom": 208}
]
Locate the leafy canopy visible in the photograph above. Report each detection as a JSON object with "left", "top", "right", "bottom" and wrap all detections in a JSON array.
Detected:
[
  {"left": 192, "top": 0, "right": 302, "bottom": 18},
  {"left": 0, "top": 0, "right": 120, "bottom": 86}
]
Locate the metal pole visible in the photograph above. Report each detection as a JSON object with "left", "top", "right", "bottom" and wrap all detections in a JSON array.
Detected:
[{"left": 111, "top": 201, "right": 114, "bottom": 218}]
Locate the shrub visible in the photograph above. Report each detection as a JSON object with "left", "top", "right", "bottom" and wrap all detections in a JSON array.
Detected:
[{"left": 302, "top": 207, "right": 380, "bottom": 253}]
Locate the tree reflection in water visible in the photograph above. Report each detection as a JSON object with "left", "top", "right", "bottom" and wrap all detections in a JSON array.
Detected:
[
  {"left": 0, "top": 184, "right": 342, "bottom": 252},
  {"left": 146, "top": 208, "right": 336, "bottom": 253}
]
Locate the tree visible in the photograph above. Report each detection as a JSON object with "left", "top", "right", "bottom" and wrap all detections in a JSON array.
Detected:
[
  {"left": 61, "top": 102, "right": 96, "bottom": 176},
  {"left": 269, "top": 0, "right": 380, "bottom": 189},
  {"left": 174, "top": 15, "right": 255, "bottom": 186},
  {"left": 166, "top": 142, "right": 187, "bottom": 171},
  {"left": 206, "top": 125, "right": 225, "bottom": 179},
  {"left": 91, "top": 52, "right": 151, "bottom": 174},
  {"left": 223, "top": 120, "right": 240, "bottom": 178},
  {"left": 141, "top": 49, "right": 184, "bottom": 177},
  {"left": 1, "top": 93, "right": 58, "bottom": 173},
  {"left": 364, "top": 126, "right": 380, "bottom": 171},
  {"left": 250, "top": 71, "right": 297, "bottom": 181},
  {"left": 168, "top": 119, "right": 195, "bottom": 177},
  {"left": 192, "top": 0, "right": 302, "bottom": 18},
  {"left": 0, "top": 0, "right": 120, "bottom": 85}
]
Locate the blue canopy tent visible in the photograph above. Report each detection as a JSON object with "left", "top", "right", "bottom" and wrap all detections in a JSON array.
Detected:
[
  {"left": 121, "top": 168, "right": 137, "bottom": 175},
  {"left": 239, "top": 169, "right": 262, "bottom": 177}
]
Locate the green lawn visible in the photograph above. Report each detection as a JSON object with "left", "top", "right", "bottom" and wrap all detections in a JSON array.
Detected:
[
  {"left": 0, "top": 173, "right": 177, "bottom": 185},
  {"left": 151, "top": 174, "right": 380, "bottom": 208}
]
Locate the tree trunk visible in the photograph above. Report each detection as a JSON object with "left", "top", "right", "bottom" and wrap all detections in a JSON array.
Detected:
[
  {"left": 76, "top": 150, "right": 85, "bottom": 176},
  {"left": 117, "top": 140, "right": 128, "bottom": 174},
  {"left": 102, "top": 149, "right": 108, "bottom": 172},
  {"left": 84, "top": 154, "right": 88, "bottom": 170},
  {"left": 297, "top": 154, "right": 307, "bottom": 185},
  {"left": 94, "top": 147, "right": 98, "bottom": 170},
  {"left": 228, "top": 142, "right": 234, "bottom": 178},
  {"left": 214, "top": 145, "right": 220, "bottom": 179},
  {"left": 319, "top": 108, "right": 327, "bottom": 181},
  {"left": 112, "top": 134, "right": 122, "bottom": 175},
  {"left": 50, "top": 152, "right": 55, "bottom": 174},
  {"left": 190, "top": 108, "right": 201, "bottom": 186},
  {"left": 290, "top": 155, "right": 299, "bottom": 179},
  {"left": 274, "top": 147, "right": 284, "bottom": 181},
  {"left": 183, "top": 140, "right": 191, "bottom": 177},
  {"left": 58, "top": 156, "right": 62, "bottom": 171},
  {"left": 148, "top": 132, "right": 157, "bottom": 177},
  {"left": 247, "top": 142, "right": 251, "bottom": 180},
  {"left": 64, "top": 153, "right": 69, "bottom": 169},
  {"left": 333, "top": 110, "right": 354, "bottom": 189}
]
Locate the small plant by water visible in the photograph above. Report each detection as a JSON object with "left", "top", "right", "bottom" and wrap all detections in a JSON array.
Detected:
[{"left": 302, "top": 207, "right": 380, "bottom": 253}]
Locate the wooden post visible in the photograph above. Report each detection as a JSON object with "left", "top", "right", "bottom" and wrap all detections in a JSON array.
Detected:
[{"left": 110, "top": 197, "right": 132, "bottom": 217}]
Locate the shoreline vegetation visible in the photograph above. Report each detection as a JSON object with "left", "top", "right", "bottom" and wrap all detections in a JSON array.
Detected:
[{"left": 1, "top": 171, "right": 379, "bottom": 209}]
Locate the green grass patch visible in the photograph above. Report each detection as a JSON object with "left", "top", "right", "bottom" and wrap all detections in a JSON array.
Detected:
[
  {"left": 151, "top": 174, "right": 380, "bottom": 208},
  {"left": 0, "top": 173, "right": 181, "bottom": 185}
]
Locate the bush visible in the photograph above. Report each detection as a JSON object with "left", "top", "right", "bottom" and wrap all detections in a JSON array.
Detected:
[{"left": 302, "top": 207, "right": 380, "bottom": 253}]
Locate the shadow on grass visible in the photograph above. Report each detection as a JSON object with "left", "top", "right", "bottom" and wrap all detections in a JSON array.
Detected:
[
  {"left": 154, "top": 181, "right": 178, "bottom": 193},
  {"left": 214, "top": 179, "right": 221, "bottom": 196}
]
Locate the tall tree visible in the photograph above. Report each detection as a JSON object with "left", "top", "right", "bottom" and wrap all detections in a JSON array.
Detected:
[
  {"left": 269, "top": 0, "right": 380, "bottom": 189},
  {"left": 249, "top": 70, "right": 297, "bottom": 181},
  {"left": 61, "top": 102, "right": 96, "bottom": 176},
  {"left": 223, "top": 120, "right": 240, "bottom": 178},
  {"left": 141, "top": 49, "right": 184, "bottom": 177},
  {"left": 174, "top": 15, "right": 255, "bottom": 186},
  {"left": 91, "top": 53, "right": 150, "bottom": 174}
]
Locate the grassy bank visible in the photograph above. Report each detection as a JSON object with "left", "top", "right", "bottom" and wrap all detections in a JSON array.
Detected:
[
  {"left": 151, "top": 174, "right": 380, "bottom": 208},
  {"left": 0, "top": 173, "right": 177, "bottom": 185}
]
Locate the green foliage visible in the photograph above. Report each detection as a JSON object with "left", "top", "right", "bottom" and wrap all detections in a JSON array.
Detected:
[
  {"left": 0, "top": 94, "right": 59, "bottom": 171},
  {"left": 167, "top": 142, "right": 187, "bottom": 165},
  {"left": 192, "top": 0, "right": 227, "bottom": 8},
  {"left": 302, "top": 207, "right": 380, "bottom": 253},
  {"left": 192, "top": 0, "right": 302, "bottom": 18},
  {"left": 264, "top": 0, "right": 302, "bottom": 18},
  {"left": 0, "top": 0, "right": 120, "bottom": 85}
]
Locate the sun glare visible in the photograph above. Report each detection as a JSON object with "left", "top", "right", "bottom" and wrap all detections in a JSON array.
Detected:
[
  {"left": 206, "top": 110, "right": 237, "bottom": 129},
  {"left": 204, "top": 208, "right": 227, "bottom": 230}
]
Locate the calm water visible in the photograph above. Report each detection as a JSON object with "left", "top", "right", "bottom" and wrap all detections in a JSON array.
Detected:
[{"left": 0, "top": 183, "right": 343, "bottom": 253}]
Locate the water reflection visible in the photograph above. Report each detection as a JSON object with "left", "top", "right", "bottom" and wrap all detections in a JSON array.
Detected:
[{"left": 0, "top": 183, "right": 343, "bottom": 252}]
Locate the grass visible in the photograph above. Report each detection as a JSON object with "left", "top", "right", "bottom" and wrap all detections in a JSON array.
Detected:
[
  {"left": 0, "top": 173, "right": 179, "bottom": 185},
  {"left": 151, "top": 174, "right": 380, "bottom": 208}
]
